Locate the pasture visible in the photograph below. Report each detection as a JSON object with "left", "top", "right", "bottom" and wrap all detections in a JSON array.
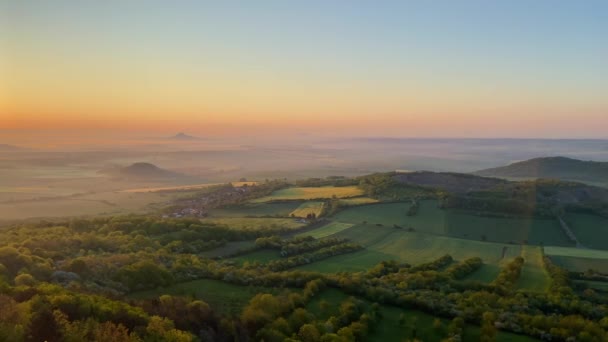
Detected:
[
  {"left": 444, "top": 211, "right": 571, "bottom": 246},
  {"left": 289, "top": 201, "right": 325, "bottom": 218},
  {"left": 544, "top": 245, "right": 608, "bottom": 273},
  {"left": 563, "top": 213, "right": 608, "bottom": 250},
  {"left": 548, "top": 255, "right": 608, "bottom": 274},
  {"left": 129, "top": 279, "right": 283, "bottom": 315},
  {"left": 297, "top": 221, "right": 354, "bottom": 239},
  {"left": 250, "top": 186, "right": 363, "bottom": 203},
  {"left": 298, "top": 224, "right": 523, "bottom": 273},
  {"left": 332, "top": 201, "right": 447, "bottom": 234}
]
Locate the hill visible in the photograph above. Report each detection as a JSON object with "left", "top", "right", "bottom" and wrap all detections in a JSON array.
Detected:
[
  {"left": 475, "top": 156, "right": 608, "bottom": 184},
  {"left": 168, "top": 132, "right": 200, "bottom": 140},
  {"left": 100, "top": 162, "right": 181, "bottom": 179},
  {"left": 394, "top": 171, "right": 507, "bottom": 194}
]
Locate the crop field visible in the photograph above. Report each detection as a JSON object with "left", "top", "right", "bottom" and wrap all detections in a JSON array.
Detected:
[
  {"left": 250, "top": 186, "right": 363, "bottom": 203},
  {"left": 544, "top": 245, "right": 608, "bottom": 273},
  {"left": 563, "top": 213, "right": 608, "bottom": 250},
  {"left": 548, "top": 256, "right": 608, "bottom": 273},
  {"left": 204, "top": 217, "right": 305, "bottom": 231},
  {"left": 297, "top": 221, "right": 354, "bottom": 239},
  {"left": 289, "top": 201, "right": 325, "bottom": 218},
  {"left": 543, "top": 246, "right": 608, "bottom": 259},
  {"left": 129, "top": 279, "right": 284, "bottom": 315},
  {"left": 444, "top": 211, "right": 571, "bottom": 246},
  {"left": 338, "top": 197, "right": 379, "bottom": 206},
  {"left": 298, "top": 224, "right": 522, "bottom": 273},
  {"left": 332, "top": 201, "right": 447, "bottom": 234},
  {"left": 516, "top": 246, "right": 550, "bottom": 292},
  {"left": 208, "top": 201, "right": 303, "bottom": 218}
]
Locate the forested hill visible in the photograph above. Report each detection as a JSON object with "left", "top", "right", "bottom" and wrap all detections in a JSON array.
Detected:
[{"left": 475, "top": 156, "right": 608, "bottom": 184}]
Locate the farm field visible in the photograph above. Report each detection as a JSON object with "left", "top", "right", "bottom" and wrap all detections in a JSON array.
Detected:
[
  {"left": 129, "top": 279, "right": 285, "bottom": 315},
  {"left": 332, "top": 200, "right": 447, "bottom": 234},
  {"left": 516, "top": 245, "right": 550, "bottom": 292},
  {"left": 208, "top": 201, "right": 302, "bottom": 218},
  {"left": 297, "top": 221, "right": 354, "bottom": 239},
  {"left": 548, "top": 255, "right": 608, "bottom": 274},
  {"left": 444, "top": 211, "right": 571, "bottom": 246},
  {"left": 543, "top": 246, "right": 608, "bottom": 259},
  {"left": 203, "top": 217, "right": 305, "bottom": 231},
  {"left": 289, "top": 201, "right": 325, "bottom": 218},
  {"left": 298, "top": 224, "right": 522, "bottom": 273},
  {"left": 250, "top": 186, "right": 363, "bottom": 203},
  {"left": 563, "top": 213, "right": 608, "bottom": 250}
]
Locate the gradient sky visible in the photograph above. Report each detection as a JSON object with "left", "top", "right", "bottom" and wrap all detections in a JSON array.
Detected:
[{"left": 1, "top": 1, "right": 607, "bottom": 137}]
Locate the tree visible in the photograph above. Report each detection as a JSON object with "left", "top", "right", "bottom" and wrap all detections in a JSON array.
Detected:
[{"left": 298, "top": 324, "right": 320, "bottom": 342}]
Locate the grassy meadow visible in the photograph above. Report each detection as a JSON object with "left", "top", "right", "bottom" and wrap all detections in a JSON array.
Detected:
[{"left": 129, "top": 279, "right": 285, "bottom": 315}]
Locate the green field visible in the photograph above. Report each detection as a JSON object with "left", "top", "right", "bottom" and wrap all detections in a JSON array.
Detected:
[
  {"left": 298, "top": 224, "right": 523, "bottom": 273},
  {"left": 548, "top": 255, "right": 608, "bottom": 273},
  {"left": 231, "top": 249, "right": 281, "bottom": 265},
  {"left": 332, "top": 201, "right": 447, "bottom": 234},
  {"left": 297, "top": 221, "right": 354, "bottom": 239},
  {"left": 564, "top": 213, "right": 608, "bottom": 250},
  {"left": 289, "top": 201, "right": 325, "bottom": 218},
  {"left": 331, "top": 201, "right": 573, "bottom": 247},
  {"left": 463, "top": 264, "right": 501, "bottom": 283},
  {"left": 251, "top": 186, "right": 363, "bottom": 203},
  {"left": 208, "top": 202, "right": 303, "bottom": 217},
  {"left": 204, "top": 217, "right": 305, "bottom": 230},
  {"left": 444, "top": 211, "right": 572, "bottom": 246},
  {"left": 516, "top": 245, "right": 550, "bottom": 292},
  {"left": 543, "top": 246, "right": 608, "bottom": 259},
  {"left": 129, "top": 279, "right": 284, "bottom": 315}
]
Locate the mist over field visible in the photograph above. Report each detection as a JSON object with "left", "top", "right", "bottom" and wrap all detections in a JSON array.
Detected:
[{"left": 2, "top": 132, "right": 607, "bottom": 221}]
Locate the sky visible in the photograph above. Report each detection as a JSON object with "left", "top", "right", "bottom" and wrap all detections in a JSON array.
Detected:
[{"left": 1, "top": 1, "right": 607, "bottom": 138}]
